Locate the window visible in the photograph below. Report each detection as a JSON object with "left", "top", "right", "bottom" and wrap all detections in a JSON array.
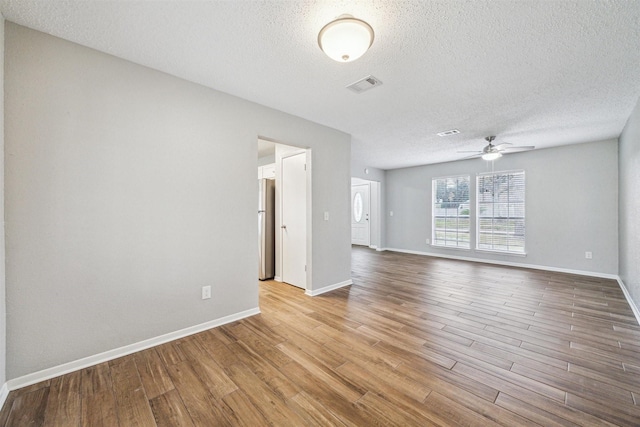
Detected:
[
  {"left": 476, "top": 171, "right": 525, "bottom": 254},
  {"left": 432, "top": 176, "right": 470, "bottom": 248}
]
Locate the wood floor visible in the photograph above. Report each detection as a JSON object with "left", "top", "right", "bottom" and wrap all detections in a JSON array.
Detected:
[{"left": 3, "top": 246, "right": 640, "bottom": 426}]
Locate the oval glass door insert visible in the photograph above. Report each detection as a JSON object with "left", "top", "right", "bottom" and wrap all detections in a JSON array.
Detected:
[{"left": 353, "top": 192, "right": 363, "bottom": 222}]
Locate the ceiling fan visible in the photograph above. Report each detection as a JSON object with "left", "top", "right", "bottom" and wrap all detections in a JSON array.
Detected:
[{"left": 458, "top": 136, "right": 535, "bottom": 160}]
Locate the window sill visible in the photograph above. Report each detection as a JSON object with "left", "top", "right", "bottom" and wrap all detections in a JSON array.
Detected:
[
  {"left": 430, "top": 244, "right": 471, "bottom": 252},
  {"left": 475, "top": 248, "right": 527, "bottom": 257}
]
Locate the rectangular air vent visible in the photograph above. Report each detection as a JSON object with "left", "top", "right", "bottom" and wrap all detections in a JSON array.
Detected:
[
  {"left": 437, "top": 129, "right": 460, "bottom": 137},
  {"left": 346, "top": 75, "right": 383, "bottom": 94}
]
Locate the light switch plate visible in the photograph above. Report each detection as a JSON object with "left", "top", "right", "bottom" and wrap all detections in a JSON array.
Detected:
[{"left": 202, "top": 285, "right": 212, "bottom": 299}]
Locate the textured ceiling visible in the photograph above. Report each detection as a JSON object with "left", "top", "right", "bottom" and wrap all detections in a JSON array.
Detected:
[{"left": 2, "top": 0, "right": 639, "bottom": 170}]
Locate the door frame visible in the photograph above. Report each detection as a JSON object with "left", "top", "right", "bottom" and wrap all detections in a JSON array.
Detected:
[{"left": 275, "top": 146, "right": 312, "bottom": 291}]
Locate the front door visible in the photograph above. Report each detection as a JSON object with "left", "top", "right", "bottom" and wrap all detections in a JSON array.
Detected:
[
  {"left": 351, "top": 183, "right": 370, "bottom": 246},
  {"left": 281, "top": 152, "right": 307, "bottom": 289}
]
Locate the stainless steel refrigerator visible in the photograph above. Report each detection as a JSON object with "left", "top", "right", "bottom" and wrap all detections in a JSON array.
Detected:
[{"left": 258, "top": 178, "right": 275, "bottom": 280}]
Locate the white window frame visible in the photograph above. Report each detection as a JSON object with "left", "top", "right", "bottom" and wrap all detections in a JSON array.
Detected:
[
  {"left": 476, "top": 170, "right": 526, "bottom": 255},
  {"left": 432, "top": 175, "right": 471, "bottom": 249}
]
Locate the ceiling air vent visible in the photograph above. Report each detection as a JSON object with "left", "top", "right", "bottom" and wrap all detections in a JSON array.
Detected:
[
  {"left": 346, "top": 75, "right": 383, "bottom": 94},
  {"left": 437, "top": 129, "right": 460, "bottom": 137}
]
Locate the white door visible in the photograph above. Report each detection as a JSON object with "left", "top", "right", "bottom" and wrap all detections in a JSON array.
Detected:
[
  {"left": 351, "top": 183, "right": 370, "bottom": 246},
  {"left": 281, "top": 152, "right": 307, "bottom": 289}
]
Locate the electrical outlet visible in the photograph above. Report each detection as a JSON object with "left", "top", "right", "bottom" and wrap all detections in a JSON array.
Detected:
[
  {"left": 324, "top": 211, "right": 329, "bottom": 221},
  {"left": 390, "top": 211, "right": 394, "bottom": 217},
  {"left": 202, "top": 285, "right": 211, "bottom": 299},
  {"left": 585, "top": 251, "right": 592, "bottom": 259},
  {"left": 426, "top": 238, "right": 431, "bottom": 245}
]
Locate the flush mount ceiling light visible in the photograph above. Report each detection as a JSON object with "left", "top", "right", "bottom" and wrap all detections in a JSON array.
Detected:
[{"left": 318, "top": 15, "right": 374, "bottom": 62}]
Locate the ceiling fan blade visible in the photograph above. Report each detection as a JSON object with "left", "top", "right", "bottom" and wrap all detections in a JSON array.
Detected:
[
  {"left": 503, "top": 145, "right": 535, "bottom": 152},
  {"left": 455, "top": 136, "right": 532, "bottom": 159}
]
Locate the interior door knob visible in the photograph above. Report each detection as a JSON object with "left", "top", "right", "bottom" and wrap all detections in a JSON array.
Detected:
[{"left": 281, "top": 225, "right": 287, "bottom": 229}]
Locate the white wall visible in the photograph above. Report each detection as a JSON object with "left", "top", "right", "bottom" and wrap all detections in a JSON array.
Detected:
[
  {"left": 4, "top": 23, "right": 351, "bottom": 379},
  {"left": 257, "top": 154, "right": 275, "bottom": 167},
  {"left": 619, "top": 96, "right": 640, "bottom": 309},
  {"left": 385, "top": 140, "right": 618, "bottom": 275}
]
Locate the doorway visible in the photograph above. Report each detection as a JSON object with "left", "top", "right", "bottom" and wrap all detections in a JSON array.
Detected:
[
  {"left": 351, "top": 177, "right": 381, "bottom": 249},
  {"left": 257, "top": 138, "right": 311, "bottom": 291}
]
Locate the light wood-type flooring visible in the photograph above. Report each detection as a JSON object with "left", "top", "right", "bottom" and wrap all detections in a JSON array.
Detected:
[{"left": 3, "top": 246, "right": 640, "bottom": 426}]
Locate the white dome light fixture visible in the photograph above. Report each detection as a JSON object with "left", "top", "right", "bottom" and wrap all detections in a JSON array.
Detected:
[
  {"left": 482, "top": 151, "right": 502, "bottom": 161},
  {"left": 318, "top": 15, "right": 374, "bottom": 62}
]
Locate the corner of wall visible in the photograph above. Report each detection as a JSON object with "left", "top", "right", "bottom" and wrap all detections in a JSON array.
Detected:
[
  {"left": 618, "top": 94, "right": 640, "bottom": 313},
  {"left": 616, "top": 277, "right": 640, "bottom": 327},
  {"left": 0, "top": 12, "right": 7, "bottom": 407}
]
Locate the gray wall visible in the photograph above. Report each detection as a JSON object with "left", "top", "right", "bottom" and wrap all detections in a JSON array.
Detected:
[
  {"left": 385, "top": 140, "right": 618, "bottom": 275},
  {"left": 5, "top": 23, "right": 351, "bottom": 379},
  {"left": 619, "top": 97, "right": 640, "bottom": 309},
  {"left": 0, "top": 15, "right": 6, "bottom": 387},
  {"left": 351, "top": 158, "right": 386, "bottom": 183}
]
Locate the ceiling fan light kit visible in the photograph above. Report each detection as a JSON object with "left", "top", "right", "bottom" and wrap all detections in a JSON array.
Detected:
[
  {"left": 457, "top": 135, "right": 535, "bottom": 161},
  {"left": 482, "top": 151, "right": 502, "bottom": 161},
  {"left": 481, "top": 135, "right": 500, "bottom": 160},
  {"left": 318, "top": 15, "right": 374, "bottom": 62}
]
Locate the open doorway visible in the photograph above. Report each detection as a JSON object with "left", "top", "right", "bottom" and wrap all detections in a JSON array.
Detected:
[{"left": 258, "top": 138, "right": 311, "bottom": 291}]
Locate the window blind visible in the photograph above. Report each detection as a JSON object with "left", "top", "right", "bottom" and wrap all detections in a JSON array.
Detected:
[
  {"left": 476, "top": 171, "right": 525, "bottom": 254},
  {"left": 432, "top": 176, "right": 470, "bottom": 249}
]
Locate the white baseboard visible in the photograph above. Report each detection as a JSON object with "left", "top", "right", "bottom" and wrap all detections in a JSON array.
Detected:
[
  {"left": 384, "top": 247, "right": 619, "bottom": 280},
  {"left": 274, "top": 276, "right": 282, "bottom": 282},
  {"left": 617, "top": 277, "right": 640, "bottom": 326},
  {"left": 0, "top": 383, "right": 9, "bottom": 412},
  {"left": 6, "top": 307, "right": 260, "bottom": 392},
  {"left": 369, "top": 245, "right": 378, "bottom": 249},
  {"left": 305, "top": 279, "right": 352, "bottom": 296},
  {"left": 376, "top": 247, "right": 387, "bottom": 252}
]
